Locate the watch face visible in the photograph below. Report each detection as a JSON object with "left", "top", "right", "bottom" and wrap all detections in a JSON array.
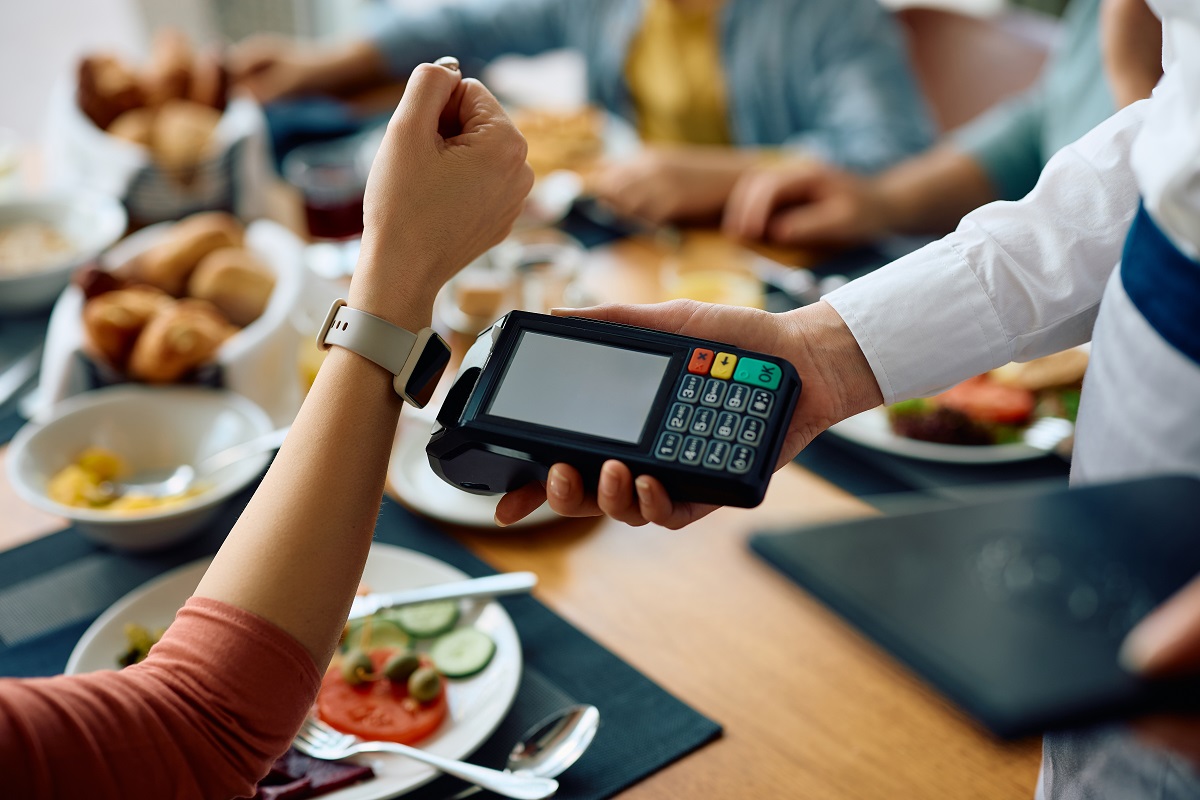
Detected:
[{"left": 402, "top": 333, "right": 452, "bottom": 408}]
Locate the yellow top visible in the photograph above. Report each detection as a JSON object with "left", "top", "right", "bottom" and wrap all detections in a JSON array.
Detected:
[{"left": 624, "top": 0, "right": 732, "bottom": 146}]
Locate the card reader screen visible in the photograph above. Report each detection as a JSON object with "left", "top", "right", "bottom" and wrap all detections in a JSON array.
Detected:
[{"left": 487, "top": 331, "right": 671, "bottom": 443}]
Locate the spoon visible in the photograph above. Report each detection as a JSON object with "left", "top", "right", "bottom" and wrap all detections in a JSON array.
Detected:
[
  {"left": 448, "top": 704, "right": 601, "bottom": 800},
  {"left": 98, "top": 426, "right": 290, "bottom": 501}
]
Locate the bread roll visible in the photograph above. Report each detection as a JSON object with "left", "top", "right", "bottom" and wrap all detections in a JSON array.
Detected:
[
  {"left": 106, "top": 107, "right": 155, "bottom": 148},
  {"left": 135, "top": 212, "right": 244, "bottom": 296},
  {"left": 77, "top": 55, "right": 145, "bottom": 130},
  {"left": 187, "top": 247, "right": 275, "bottom": 327},
  {"left": 128, "top": 298, "right": 235, "bottom": 383},
  {"left": 990, "top": 348, "right": 1090, "bottom": 391},
  {"left": 142, "top": 29, "right": 193, "bottom": 106},
  {"left": 82, "top": 286, "right": 173, "bottom": 369},
  {"left": 151, "top": 99, "right": 221, "bottom": 175}
]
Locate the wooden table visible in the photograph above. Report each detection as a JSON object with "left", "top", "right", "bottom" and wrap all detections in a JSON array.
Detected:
[{"left": 0, "top": 233, "right": 1043, "bottom": 799}]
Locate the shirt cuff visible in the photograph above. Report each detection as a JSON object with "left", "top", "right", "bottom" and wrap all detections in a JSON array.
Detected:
[{"left": 823, "top": 238, "right": 1010, "bottom": 405}]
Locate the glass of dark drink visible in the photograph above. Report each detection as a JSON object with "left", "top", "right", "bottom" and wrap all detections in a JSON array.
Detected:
[{"left": 283, "top": 138, "right": 367, "bottom": 241}]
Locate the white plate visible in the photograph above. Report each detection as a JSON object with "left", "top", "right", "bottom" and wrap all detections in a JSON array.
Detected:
[
  {"left": 66, "top": 543, "right": 523, "bottom": 800},
  {"left": 828, "top": 406, "right": 1048, "bottom": 464},
  {"left": 388, "top": 409, "right": 560, "bottom": 529}
]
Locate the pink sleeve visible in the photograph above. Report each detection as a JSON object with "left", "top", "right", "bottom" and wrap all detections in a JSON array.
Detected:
[{"left": 0, "top": 596, "right": 322, "bottom": 800}]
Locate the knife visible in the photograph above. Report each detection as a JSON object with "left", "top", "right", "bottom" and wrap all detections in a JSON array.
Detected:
[
  {"left": 347, "top": 571, "right": 538, "bottom": 621},
  {"left": 0, "top": 346, "right": 41, "bottom": 409}
]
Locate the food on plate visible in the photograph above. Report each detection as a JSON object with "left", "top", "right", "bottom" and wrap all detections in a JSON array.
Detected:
[
  {"left": 188, "top": 246, "right": 276, "bottom": 326},
  {"left": 75, "top": 30, "right": 232, "bottom": 174},
  {"left": 0, "top": 221, "right": 75, "bottom": 276},
  {"left": 430, "top": 627, "right": 497, "bottom": 678},
  {"left": 48, "top": 446, "right": 204, "bottom": 512},
  {"left": 317, "top": 648, "right": 449, "bottom": 745},
  {"left": 117, "top": 621, "right": 166, "bottom": 667},
  {"left": 151, "top": 100, "right": 222, "bottom": 176},
  {"left": 135, "top": 211, "right": 245, "bottom": 296},
  {"left": 512, "top": 106, "right": 605, "bottom": 176},
  {"left": 253, "top": 748, "right": 374, "bottom": 800},
  {"left": 127, "top": 298, "right": 236, "bottom": 383},
  {"left": 77, "top": 212, "right": 274, "bottom": 385},
  {"left": 886, "top": 348, "right": 1087, "bottom": 446},
  {"left": 82, "top": 285, "right": 173, "bottom": 368},
  {"left": 77, "top": 54, "right": 146, "bottom": 131},
  {"left": 391, "top": 599, "right": 460, "bottom": 639},
  {"left": 319, "top": 603, "right": 499, "bottom": 743}
]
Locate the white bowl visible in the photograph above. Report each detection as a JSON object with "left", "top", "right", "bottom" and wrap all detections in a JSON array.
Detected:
[
  {"left": 7, "top": 386, "right": 272, "bottom": 551},
  {"left": 0, "top": 191, "right": 127, "bottom": 315}
]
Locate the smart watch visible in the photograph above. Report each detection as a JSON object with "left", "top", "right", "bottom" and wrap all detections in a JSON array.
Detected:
[{"left": 316, "top": 299, "right": 452, "bottom": 408}]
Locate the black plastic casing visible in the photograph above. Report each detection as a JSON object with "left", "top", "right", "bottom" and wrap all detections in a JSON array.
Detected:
[{"left": 426, "top": 310, "right": 802, "bottom": 508}]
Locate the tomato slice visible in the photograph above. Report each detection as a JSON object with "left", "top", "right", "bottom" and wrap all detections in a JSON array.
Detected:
[
  {"left": 935, "top": 375, "right": 1036, "bottom": 425},
  {"left": 317, "top": 649, "right": 448, "bottom": 745}
]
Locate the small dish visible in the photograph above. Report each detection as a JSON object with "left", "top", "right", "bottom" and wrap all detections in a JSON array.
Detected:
[
  {"left": 0, "top": 191, "right": 126, "bottom": 315},
  {"left": 388, "top": 408, "right": 559, "bottom": 529},
  {"left": 7, "top": 385, "right": 274, "bottom": 550}
]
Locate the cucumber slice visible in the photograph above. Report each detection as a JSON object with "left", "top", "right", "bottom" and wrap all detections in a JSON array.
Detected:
[
  {"left": 343, "top": 617, "right": 410, "bottom": 651},
  {"left": 430, "top": 628, "right": 496, "bottom": 678},
  {"left": 392, "top": 600, "right": 460, "bottom": 638}
]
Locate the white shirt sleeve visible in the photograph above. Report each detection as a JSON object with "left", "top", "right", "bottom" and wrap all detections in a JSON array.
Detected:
[{"left": 823, "top": 102, "right": 1146, "bottom": 405}]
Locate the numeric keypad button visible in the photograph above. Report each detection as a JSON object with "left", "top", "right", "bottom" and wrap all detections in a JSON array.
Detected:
[
  {"left": 748, "top": 388, "right": 774, "bottom": 418},
  {"left": 728, "top": 445, "right": 755, "bottom": 474},
  {"left": 702, "top": 440, "right": 731, "bottom": 470},
  {"left": 665, "top": 402, "right": 693, "bottom": 433},
  {"left": 714, "top": 411, "right": 738, "bottom": 441},
  {"left": 690, "top": 407, "right": 716, "bottom": 436},
  {"left": 738, "top": 416, "right": 765, "bottom": 446},
  {"left": 654, "top": 432, "right": 682, "bottom": 461},
  {"left": 724, "top": 384, "right": 750, "bottom": 412},
  {"left": 680, "top": 436, "right": 705, "bottom": 465},
  {"left": 700, "top": 378, "right": 727, "bottom": 408},
  {"left": 677, "top": 374, "right": 703, "bottom": 403}
]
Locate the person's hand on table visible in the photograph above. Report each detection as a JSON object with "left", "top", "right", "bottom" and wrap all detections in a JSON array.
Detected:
[
  {"left": 589, "top": 147, "right": 755, "bottom": 226},
  {"left": 1121, "top": 573, "right": 1200, "bottom": 767},
  {"left": 229, "top": 36, "right": 390, "bottom": 103},
  {"left": 348, "top": 62, "right": 534, "bottom": 329},
  {"left": 722, "top": 160, "right": 891, "bottom": 247},
  {"left": 494, "top": 299, "right": 882, "bottom": 528}
]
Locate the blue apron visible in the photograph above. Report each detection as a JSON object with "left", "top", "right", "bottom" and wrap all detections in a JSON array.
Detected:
[{"left": 1040, "top": 203, "right": 1200, "bottom": 799}]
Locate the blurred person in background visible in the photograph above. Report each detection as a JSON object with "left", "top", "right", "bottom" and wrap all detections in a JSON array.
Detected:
[
  {"left": 498, "top": 1, "right": 1199, "bottom": 797},
  {"left": 230, "top": 0, "right": 934, "bottom": 226},
  {"left": 723, "top": 0, "right": 1163, "bottom": 247}
]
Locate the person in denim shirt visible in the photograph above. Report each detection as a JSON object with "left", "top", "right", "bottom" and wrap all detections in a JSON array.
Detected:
[{"left": 232, "top": 0, "right": 934, "bottom": 225}]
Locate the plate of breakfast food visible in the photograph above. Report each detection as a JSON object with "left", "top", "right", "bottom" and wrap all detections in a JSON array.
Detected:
[
  {"left": 828, "top": 347, "right": 1088, "bottom": 464},
  {"left": 66, "top": 542, "right": 523, "bottom": 799}
]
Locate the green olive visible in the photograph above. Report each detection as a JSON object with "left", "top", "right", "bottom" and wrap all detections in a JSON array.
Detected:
[
  {"left": 407, "top": 666, "right": 442, "bottom": 702},
  {"left": 341, "top": 649, "right": 375, "bottom": 686},
  {"left": 382, "top": 652, "right": 421, "bottom": 683}
]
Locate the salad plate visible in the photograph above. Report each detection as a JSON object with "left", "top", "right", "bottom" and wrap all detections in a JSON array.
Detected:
[{"left": 66, "top": 542, "right": 523, "bottom": 799}]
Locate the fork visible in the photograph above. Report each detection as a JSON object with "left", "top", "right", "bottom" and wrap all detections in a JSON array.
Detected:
[{"left": 292, "top": 717, "right": 559, "bottom": 799}]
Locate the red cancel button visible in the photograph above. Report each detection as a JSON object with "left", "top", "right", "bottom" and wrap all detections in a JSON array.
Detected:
[{"left": 687, "top": 349, "right": 714, "bottom": 375}]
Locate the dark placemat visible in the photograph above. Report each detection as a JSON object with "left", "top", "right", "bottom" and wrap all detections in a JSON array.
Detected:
[{"left": 0, "top": 484, "right": 720, "bottom": 800}]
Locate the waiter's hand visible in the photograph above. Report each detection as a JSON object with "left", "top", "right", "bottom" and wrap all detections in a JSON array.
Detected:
[
  {"left": 1122, "top": 574, "right": 1200, "bottom": 766},
  {"left": 494, "top": 299, "right": 882, "bottom": 528}
]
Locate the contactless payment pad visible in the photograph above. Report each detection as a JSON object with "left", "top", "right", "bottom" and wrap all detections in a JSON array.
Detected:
[{"left": 427, "top": 311, "right": 801, "bottom": 507}]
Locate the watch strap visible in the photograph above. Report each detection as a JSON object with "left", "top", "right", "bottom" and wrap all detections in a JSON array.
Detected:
[{"left": 317, "top": 300, "right": 417, "bottom": 376}]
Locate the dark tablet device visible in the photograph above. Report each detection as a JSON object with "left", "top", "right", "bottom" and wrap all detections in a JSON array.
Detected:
[
  {"left": 428, "top": 310, "right": 801, "bottom": 508},
  {"left": 749, "top": 476, "right": 1200, "bottom": 738}
]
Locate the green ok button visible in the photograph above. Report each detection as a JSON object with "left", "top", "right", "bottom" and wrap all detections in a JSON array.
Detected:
[{"left": 733, "top": 357, "right": 781, "bottom": 390}]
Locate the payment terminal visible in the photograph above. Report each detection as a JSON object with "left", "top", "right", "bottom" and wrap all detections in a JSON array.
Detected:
[{"left": 427, "top": 311, "right": 801, "bottom": 508}]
